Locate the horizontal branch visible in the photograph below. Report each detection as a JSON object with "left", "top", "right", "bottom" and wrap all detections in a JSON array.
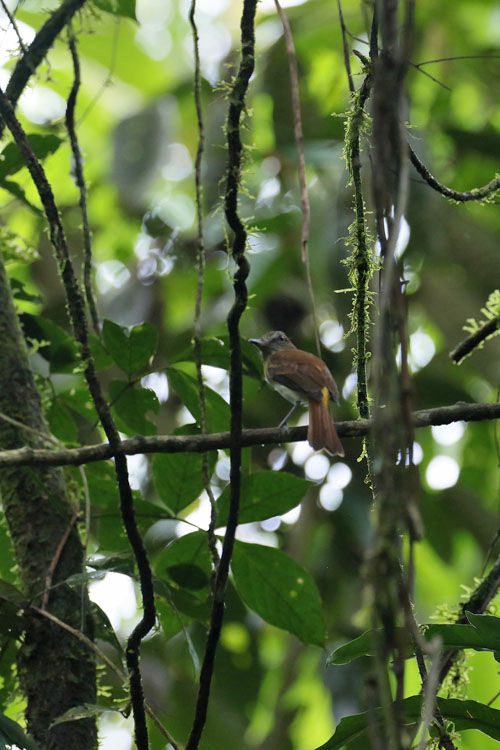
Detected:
[{"left": 0, "top": 401, "right": 498, "bottom": 469}]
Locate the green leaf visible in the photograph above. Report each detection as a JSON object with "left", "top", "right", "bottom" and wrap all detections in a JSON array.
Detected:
[
  {"left": 216, "top": 471, "right": 311, "bottom": 527},
  {"left": 155, "top": 531, "right": 212, "bottom": 593},
  {"left": 0, "top": 180, "right": 44, "bottom": 215},
  {"left": 47, "top": 399, "right": 77, "bottom": 443},
  {"left": 314, "top": 696, "right": 500, "bottom": 750},
  {"left": 231, "top": 541, "right": 325, "bottom": 646},
  {"left": 174, "top": 335, "right": 262, "bottom": 379},
  {"left": 20, "top": 314, "right": 78, "bottom": 373},
  {"left": 152, "top": 451, "right": 217, "bottom": 513},
  {"left": 0, "top": 134, "right": 62, "bottom": 181},
  {"left": 89, "top": 334, "right": 114, "bottom": 370},
  {"left": 167, "top": 366, "right": 230, "bottom": 433},
  {"left": 102, "top": 319, "right": 158, "bottom": 376},
  {"left": 109, "top": 380, "right": 159, "bottom": 435},
  {"left": 156, "top": 597, "right": 192, "bottom": 642},
  {"left": 328, "top": 612, "right": 500, "bottom": 665},
  {"left": 0, "top": 713, "right": 38, "bottom": 750},
  {"left": 9, "top": 278, "right": 42, "bottom": 303},
  {"left": 92, "top": 0, "right": 136, "bottom": 20},
  {"left": 154, "top": 577, "right": 210, "bottom": 623}
]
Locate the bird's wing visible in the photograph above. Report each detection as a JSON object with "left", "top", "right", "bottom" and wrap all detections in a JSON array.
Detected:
[{"left": 267, "top": 350, "right": 339, "bottom": 403}]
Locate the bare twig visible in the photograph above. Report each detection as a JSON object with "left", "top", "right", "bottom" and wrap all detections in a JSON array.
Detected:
[
  {"left": 409, "top": 145, "right": 500, "bottom": 202},
  {"left": 336, "top": 0, "right": 355, "bottom": 93},
  {"left": 66, "top": 29, "right": 100, "bottom": 335},
  {"left": 0, "top": 0, "right": 26, "bottom": 54},
  {"left": 0, "top": 400, "right": 499, "bottom": 469},
  {"left": 185, "top": 3, "right": 257, "bottom": 748},
  {"left": 274, "top": 0, "right": 319, "bottom": 355},
  {"left": 42, "top": 509, "right": 79, "bottom": 610}
]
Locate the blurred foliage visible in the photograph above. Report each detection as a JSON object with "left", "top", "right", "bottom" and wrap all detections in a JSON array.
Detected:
[{"left": 0, "top": 0, "right": 500, "bottom": 748}]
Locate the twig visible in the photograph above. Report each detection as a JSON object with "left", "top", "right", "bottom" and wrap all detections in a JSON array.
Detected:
[
  {"left": 42, "top": 509, "right": 79, "bottom": 610},
  {"left": 2, "top": 0, "right": 87, "bottom": 126},
  {"left": 336, "top": 0, "right": 355, "bottom": 94},
  {"left": 0, "top": 0, "right": 26, "bottom": 54},
  {"left": 409, "top": 145, "right": 500, "bottom": 202},
  {"left": 415, "top": 54, "right": 500, "bottom": 67},
  {"left": 185, "top": 3, "right": 257, "bottom": 748},
  {"left": 274, "top": 0, "right": 319, "bottom": 356},
  {"left": 30, "top": 607, "right": 180, "bottom": 750},
  {"left": 189, "top": 0, "right": 219, "bottom": 577},
  {"left": 0, "top": 88, "right": 155, "bottom": 750},
  {"left": 66, "top": 28, "right": 100, "bottom": 335},
  {"left": 0, "top": 401, "right": 499, "bottom": 468},
  {"left": 450, "top": 316, "right": 500, "bottom": 363}
]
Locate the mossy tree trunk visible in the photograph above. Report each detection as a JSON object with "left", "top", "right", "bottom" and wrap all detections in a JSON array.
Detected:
[{"left": 0, "top": 255, "right": 97, "bottom": 750}]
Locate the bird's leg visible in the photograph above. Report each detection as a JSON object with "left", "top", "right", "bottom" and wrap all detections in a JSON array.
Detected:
[{"left": 279, "top": 402, "right": 300, "bottom": 429}]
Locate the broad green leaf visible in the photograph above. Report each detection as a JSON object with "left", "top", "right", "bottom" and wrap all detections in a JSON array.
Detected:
[
  {"left": 20, "top": 314, "right": 78, "bottom": 373},
  {"left": 155, "top": 531, "right": 212, "bottom": 594},
  {"left": 47, "top": 399, "right": 77, "bottom": 443},
  {"left": 216, "top": 471, "right": 311, "bottom": 527},
  {"left": 156, "top": 598, "right": 192, "bottom": 642},
  {"left": 0, "top": 713, "right": 37, "bottom": 750},
  {"left": 59, "top": 387, "right": 98, "bottom": 423},
  {"left": 9, "top": 278, "right": 42, "bottom": 303},
  {"left": 0, "top": 180, "right": 44, "bottom": 215},
  {"left": 154, "top": 578, "right": 210, "bottom": 623},
  {"left": 0, "top": 578, "right": 25, "bottom": 607},
  {"left": 92, "top": 0, "right": 136, "bottom": 19},
  {"left": 89, "top": 552, "right": 136, "bottom": 576},
  {"left": 0, "top": 579, "right": 26, "bottom": 641},
  {"left": 328, "top": 612, "right": 500, "bottom": 665},
  {"left": 231, "top": 541, "right": 325, "bottom": 646},
  {"left": 167, "top": 366, "right": 230, "bottom": 433},
  {"left": 91, "top": 602, "right": 123, "bottom": 654},
  {"left": 102, "top": 319, "right": 158, "bottom": 376},
  {"left": 314, "top": 696, "right": 500, "bottom": 749},
  {"left": 0, "top": 134, "right": 62, "bottom": 181},
  {"left": 89, "top": 334, "right": 114, "bottom": 370},
  {"left": 109, "top": 380, "right": 159, "bottom": 435},
  {"left": 152, "top": 451, "right": 216, "bottom": 513},
  {"left": 174, "top": 335, "right": 262, "bottom": 378}
]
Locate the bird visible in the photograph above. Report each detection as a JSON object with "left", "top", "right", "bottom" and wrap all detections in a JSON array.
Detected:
[{"left": 249, "top": 331, "right": 344, "bottom": 456}]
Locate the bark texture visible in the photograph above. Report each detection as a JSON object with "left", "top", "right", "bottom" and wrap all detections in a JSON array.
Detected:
[{"left": 0, "top": 255, "right": 97, "bottom": 750}]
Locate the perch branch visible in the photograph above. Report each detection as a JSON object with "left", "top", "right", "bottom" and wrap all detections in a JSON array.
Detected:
[{"left": 0, "top": 401, "right": 499, "bottom": 468}]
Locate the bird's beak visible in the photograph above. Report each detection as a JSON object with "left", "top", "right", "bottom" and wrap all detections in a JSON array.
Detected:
[{"left": 249, "top": 337, "right": 264, "bottom": 349}]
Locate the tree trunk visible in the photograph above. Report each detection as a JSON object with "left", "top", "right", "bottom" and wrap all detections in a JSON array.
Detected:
[{"left": 0, "top": 255, "right": 97, "bottom": 750}]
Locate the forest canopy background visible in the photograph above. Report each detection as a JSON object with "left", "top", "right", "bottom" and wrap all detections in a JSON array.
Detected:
[{"left": 0, "top": 0, "right": 500, "bottom": 749}]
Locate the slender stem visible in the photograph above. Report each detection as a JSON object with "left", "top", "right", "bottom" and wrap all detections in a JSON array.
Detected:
[{"left": 185, "top": 2, "right": 257, "bottom": 748}]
